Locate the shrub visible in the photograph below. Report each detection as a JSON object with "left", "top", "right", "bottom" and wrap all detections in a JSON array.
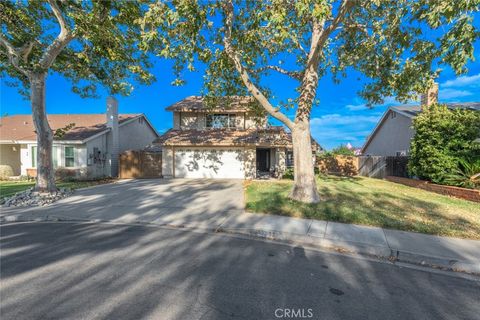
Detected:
[
  {"left": 442, "top": 158, "right": 480, "bottom": 189},
  {"left": 282, "top": 168, "right": 294, "bottom": 180},
  {"left": 409, "top": 104, "right": 480, "bottom": 184},
  {"left": 0, "top": 165, "right": 14, "bottom": 179}
]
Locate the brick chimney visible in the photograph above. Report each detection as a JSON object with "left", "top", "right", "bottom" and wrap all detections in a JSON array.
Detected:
[
  {"left": 106, "top": 96, "right": 119, "bottom": 177},
  {"left": 420, "top": 82, "right": 439, "bottom": 108}
]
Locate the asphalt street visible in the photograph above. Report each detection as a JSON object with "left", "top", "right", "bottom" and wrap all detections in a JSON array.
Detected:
[{"left": 1, "top": 222, "right": 479, "bottom": 320}]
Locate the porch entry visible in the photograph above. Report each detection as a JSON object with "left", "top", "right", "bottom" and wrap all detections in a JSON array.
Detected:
[{"left": 256, "top": 148, "right": 270, "bottom": 172}]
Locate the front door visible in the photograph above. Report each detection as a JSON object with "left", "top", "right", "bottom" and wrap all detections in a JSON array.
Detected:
[{"left": 256, "top": 149, "right": 270, "bottom": 172}]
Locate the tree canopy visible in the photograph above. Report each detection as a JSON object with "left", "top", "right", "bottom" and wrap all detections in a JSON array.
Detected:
[
  {"left": 140, "top": 0, "right": 479, "bottom": 203},
  {"left": 140, "top": 0, "right": 479, "bottom": 107},
  {"left": 1, "top": 0, "right": 154, "bottom": 98}
]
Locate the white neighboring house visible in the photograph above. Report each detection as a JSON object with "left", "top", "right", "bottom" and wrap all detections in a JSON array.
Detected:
[
  {"left": 0, "top": 98, "right": 158, "bottom": 179},
  {"left": 362, "top": 86, "right": 480, "bottom": 156}
]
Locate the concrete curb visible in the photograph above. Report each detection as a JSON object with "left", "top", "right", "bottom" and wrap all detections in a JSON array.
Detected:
[{"left": 2, "top": 214, "right": 479, "bottom": 276}]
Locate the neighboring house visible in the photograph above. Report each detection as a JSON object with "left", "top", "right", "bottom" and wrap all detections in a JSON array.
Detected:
[
  {"left": 152, "top": 96, "right": 321, "bottom": 179},
  {"left": 362, "top": 85, "right": 480, "bottom": 156},
  {"left": 0, "top": 98, "right": 158, "bottom": 178}
]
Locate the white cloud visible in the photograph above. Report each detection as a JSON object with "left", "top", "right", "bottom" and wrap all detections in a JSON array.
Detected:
[
  {"left": 311, "top": 114, "right": 379, "bottom": 126},
  {"left": 310, "top": 113, "right": 382, "bottom": 149},
  {"left": 438, "top": 88, "right": 473, "bottom": 100},
  {"left": 344, "top": 96, "right": 413, "bottom": 111},
  {"left": 442, "top": 73, "right": 480, "bottom": 88},
  {"left": 346, "top": 103, "right": 367, "bottom": 111}
]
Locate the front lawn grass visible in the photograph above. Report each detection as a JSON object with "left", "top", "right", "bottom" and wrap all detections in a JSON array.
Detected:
[
  {"left": 245, "top": 175, "right": 480, "bottom": 239},
  {"left": 0, "top": 179, "right": 114, "bottom": 200}
]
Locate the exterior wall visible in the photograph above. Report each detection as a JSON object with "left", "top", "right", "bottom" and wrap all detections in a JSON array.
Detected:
[
  {"left": 173, "top": 112, "right": 181, "bottom": 129},
  {"left": 85, "top": 134, "right": 109, "bottom": 178},
  {"left": 162, "top": 146, "right": 174, "bottom": 178},
  {"left": 179, "top": 112, "right": 200, "bottom": 129},
  {"left": 277, "top": 148, "right": 286, "bottom": 174},
  {"left": 0, "top": 144, "right": 21, "bottom": 175},
  {"left": 363, "top": 111, "right": 414, "bottom": 156},
  {"left": 20, "top": 144, "right": 28, "bottom": 175},
  {"left": 173, "top": 111, "right": 267, "bottom": 130},
  {"left": 20, "top": 143, "right": 89, "bottom": 178},
  {"left": 118, "top": 117, "right": 158, "bottom": 152},
  {"left": 244, "top": 147, "right": 256, "bottom": 179}
]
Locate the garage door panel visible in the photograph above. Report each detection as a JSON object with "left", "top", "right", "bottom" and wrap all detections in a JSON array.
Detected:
[{"left": 175, "top": 148, "right": 245, "bottom": 179}]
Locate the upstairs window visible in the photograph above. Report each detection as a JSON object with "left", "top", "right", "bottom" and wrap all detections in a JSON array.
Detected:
[{"left": 206, "top": 114, "right": 236, "bottom": 128}]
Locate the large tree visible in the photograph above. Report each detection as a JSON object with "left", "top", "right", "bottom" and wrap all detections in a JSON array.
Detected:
[
  {"left": 141, "top": 0, "right": 479, "bottom": 203},
  {"left": 1, "top": 0, "right": 153, "bottom": 192}
]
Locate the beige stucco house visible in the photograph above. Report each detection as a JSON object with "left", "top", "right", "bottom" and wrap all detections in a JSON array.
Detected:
[
  {"left": 152, "top": 96, "right": 321, "bottom": 179},
  {"left": 362, "top": 86, "right": 480, "bottom": 156},
  {"left": 0, "top": 98, "right": 158, "bottom": 179}
]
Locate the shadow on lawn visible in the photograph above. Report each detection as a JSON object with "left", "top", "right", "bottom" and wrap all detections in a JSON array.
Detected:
[
  {"left": 1, "top": 222, "right": 479, "bottom": 319},
  {"left": 248, "top": 179, "right": 478, "bottom": 239}
]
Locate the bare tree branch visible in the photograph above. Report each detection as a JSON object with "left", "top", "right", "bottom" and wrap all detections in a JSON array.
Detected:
[
  {"left": 296, "top": 0, "right": 355, "bottom": 122},
  {"left": 38, "top": 0, "right": 74, "bottom": 69},
  {"left": 0, "top": 34, "right": 29, "bottom": 77},
  {"left": 256, "top": 65, "right": 304, "bottom": 80},
  {"left": 223, "top": 0, "right": 294, "bottom": 130},
  {"left": 19, "top": 41, "right": 35, "bottom": 63}
]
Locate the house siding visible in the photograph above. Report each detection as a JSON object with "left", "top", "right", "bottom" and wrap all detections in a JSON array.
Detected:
[
  {"left": 363, "top": 111, "right": 414, "bottom": 156},
  {"left": 118, "top": 117, "right": 158, "bottom": 152},
  {"left": 0, "top": 144, "right": 21, "bottom": 175}
]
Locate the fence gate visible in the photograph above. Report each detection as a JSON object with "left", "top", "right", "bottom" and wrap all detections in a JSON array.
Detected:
[
  {"left": 358, "top": 156, "right": 386, "bottom": 178},
  {"left": 119, "top": 150, "right": 162, "bottom": 179},
  {"left": 386, "top": 156, "right": 409, "bottom": 177}
]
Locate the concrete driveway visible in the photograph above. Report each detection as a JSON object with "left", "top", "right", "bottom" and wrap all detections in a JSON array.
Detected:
[{"left": 5, "top": 179, "right": 245, "bottom": 229}]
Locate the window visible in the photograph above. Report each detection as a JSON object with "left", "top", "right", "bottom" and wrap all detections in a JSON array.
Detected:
[
  {"left": 64, "top": 146, "right": 75, "bottom": 167},
  {"left": 32, "top": 146, "right": 59, "bottom": 167},
  {"left": 286, "top": 151, "right": 294, "bottom": 167},
  {"left": 52, "top": 146, "right": 58, "bottom": 168},
  {"left": 31, "top": 146, "right": 37, "bottom": 167},
  {"left": 206, "top": 114, "right": 236, "bottom": 128}
]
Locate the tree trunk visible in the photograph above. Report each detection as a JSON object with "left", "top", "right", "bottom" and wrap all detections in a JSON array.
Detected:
[
  {"left": 289, "top": 122, "right": 320, "bottom": 203},
  {"left": 30, "top": 72, "right": 57, "bottom": 192}
]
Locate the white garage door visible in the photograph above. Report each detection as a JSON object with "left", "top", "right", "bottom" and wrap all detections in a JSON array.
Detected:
[{"left": 174, "top": 148, "right": 245, "bottom": 179}]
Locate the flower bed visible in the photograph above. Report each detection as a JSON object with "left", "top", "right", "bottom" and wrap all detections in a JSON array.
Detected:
[{"left": 386, "top": 176, "right": 480, "bottom": 203}]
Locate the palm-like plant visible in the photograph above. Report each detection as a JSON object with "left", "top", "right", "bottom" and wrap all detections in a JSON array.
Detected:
[{"left": 443, "top": 158, "right": 480, "bottom": 189}]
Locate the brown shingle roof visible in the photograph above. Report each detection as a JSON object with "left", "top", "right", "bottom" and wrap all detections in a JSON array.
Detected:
[
  {"left": 165, "top": 96, "right": 256, "bottom": 112},
  {"left": 153, "top": 126, "right": 322, "bottom": 151},
  {"left": 0, "top": 114, "right": 141, "bottom": 142}
]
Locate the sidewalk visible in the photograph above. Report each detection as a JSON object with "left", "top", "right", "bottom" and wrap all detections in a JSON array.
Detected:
[
  {"left": 217, "top": 213, "right": 480, "bottom": 274},
  {"left": 2, "top": 205, "right": 479, "bottom": 274}
]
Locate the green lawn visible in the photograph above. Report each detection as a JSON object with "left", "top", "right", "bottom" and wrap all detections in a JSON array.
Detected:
[
  {"left": 245, "top": 175, "right": 480, "bottom": 239},
  {"left": 0, "top": 180, "right": 114, "bottom": 200}
]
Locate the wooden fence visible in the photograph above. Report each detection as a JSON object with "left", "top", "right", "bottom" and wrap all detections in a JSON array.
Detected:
[
  {"left": 119, "top": 150, "right": 162, "bottom": 179},
  {"left": 357, "top": 156, "right": 410, "bottom": 179}
]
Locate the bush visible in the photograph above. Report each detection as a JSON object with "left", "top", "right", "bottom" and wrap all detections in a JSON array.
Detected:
[
  {"left": 281, "top": 167, "right": 320, "bottom": 180},
  {"left": 55, "top": 167, "right": 91, "bottom": 181},
  {"left": 0, "top": 165, "right": 14, "bottom": 179},
  {"left": 282, "top": 168, "right": 294, "bottom": 180},
  {"left": 442, "top": 158, "right": 480, "bottom": 189},
  {"left": 408, "top": 104, "right": 480, "bottom": 184}
]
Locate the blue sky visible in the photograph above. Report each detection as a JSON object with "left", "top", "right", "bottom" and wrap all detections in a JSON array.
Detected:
[{"left": 1, "top": 25, "right": 480, "bottom": 150}]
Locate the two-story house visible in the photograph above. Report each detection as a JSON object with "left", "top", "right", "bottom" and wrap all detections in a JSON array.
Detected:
[{"left": 153, "top": 96, "right": 321, "bottom": 179}]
